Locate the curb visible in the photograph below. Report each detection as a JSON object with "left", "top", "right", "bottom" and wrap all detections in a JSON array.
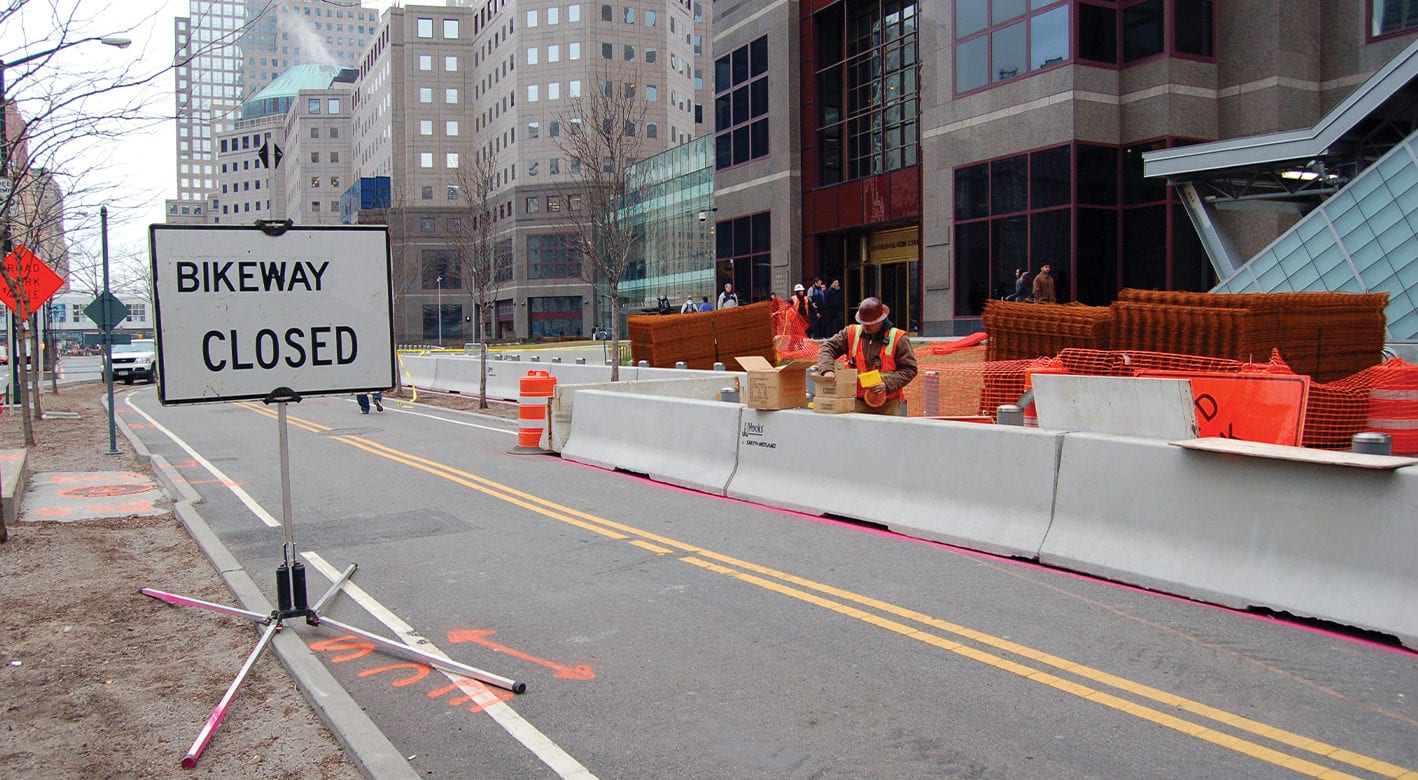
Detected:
[{"left": 117, "top": 395, "right": 417, "bottom": 779}]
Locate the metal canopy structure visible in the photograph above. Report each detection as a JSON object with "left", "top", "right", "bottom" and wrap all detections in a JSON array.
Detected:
[{"left": 1143, "top": 37, "right": 1418, "bottom": 278}]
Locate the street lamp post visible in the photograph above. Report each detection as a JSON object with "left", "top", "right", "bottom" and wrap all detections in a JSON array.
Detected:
[{"left": 436, "top": 276, "right": 443, "bottom": 344}]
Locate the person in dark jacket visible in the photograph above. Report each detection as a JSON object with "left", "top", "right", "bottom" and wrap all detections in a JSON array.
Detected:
[
  {"left": 1032, "top": 264, "right": 1056, "bottom": 304},
  {"left": 822, "top": 279, "right": 844, "bottom": 334},
  {"left": 1006, "top": 268, "right": 1031, "bottom": 301}
]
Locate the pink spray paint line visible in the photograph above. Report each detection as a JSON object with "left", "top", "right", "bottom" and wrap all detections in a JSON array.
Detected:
[{"left": 564, "top": 460, "right": 1416, "bottom": 657}]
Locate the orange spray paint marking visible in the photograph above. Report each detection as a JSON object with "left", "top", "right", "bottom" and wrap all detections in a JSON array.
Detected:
[
  {"left": 427, "top": 682, "right": 516, "bottom": 710},
  {"left": 358, "top": 663, "right": 431, "bottom": 687},
  {"left": 309, "top": 634, "right": 376, "bottom": 662},
  {"left": 447, "top": 629, "right": 595, "bottom": 680}
]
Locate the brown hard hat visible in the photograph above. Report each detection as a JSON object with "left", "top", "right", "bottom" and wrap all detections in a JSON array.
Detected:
[{"left": 856, "top": 297, "right": 889, "bottom": 325}]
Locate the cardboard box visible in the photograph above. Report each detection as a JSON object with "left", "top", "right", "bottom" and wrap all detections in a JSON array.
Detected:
[
  {"left": 735, "top": 356, "right": 814, "bottom": 410},
  {"left": 812, "top": 367, "right": 857, "bottom": 414}
]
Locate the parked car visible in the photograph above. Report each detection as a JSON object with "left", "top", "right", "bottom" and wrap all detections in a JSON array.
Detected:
[{"left": 105, "top": 339, "right": 158, "bottom": 384}]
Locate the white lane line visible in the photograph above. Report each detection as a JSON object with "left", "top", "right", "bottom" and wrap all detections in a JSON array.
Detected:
[
  {"left": 383, "top": 405, "right": 518, "bottom": 435},
  {"left": 124, "top": 394, "right": 281, "bottom": 528},
  {"left": 302, "top": 552, "right": 597, "bottom": 780}
]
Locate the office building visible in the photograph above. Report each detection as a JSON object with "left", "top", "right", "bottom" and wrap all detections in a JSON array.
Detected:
[
  {"left": 347, "top": 2, "right": 712, "bottom": 341},
  {"left": 170, "top": 0, "right": 376, "bottom": 215},
  {"left": 713, "top": 1, "right": 1418, "bottom": 336}
]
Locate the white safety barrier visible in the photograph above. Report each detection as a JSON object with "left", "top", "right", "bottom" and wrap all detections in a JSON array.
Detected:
[
  {"left": 1041, "top": 433, "right": 1418, "bottom": 649},
  {"left": 398, "top": 353, "right": 438, "bottom": 389},
  {"left": 726, "top": 409, "right": 1062, "bottom": 558},
  {"left": 549, "top": 377, "right": 741, "bottom": 452},
  {"left": 561, "top": 390, "right": 743, "bottom": 495}
]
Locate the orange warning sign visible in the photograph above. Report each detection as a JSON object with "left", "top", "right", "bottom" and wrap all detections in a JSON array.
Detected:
[{"left": 1138, "top": 371, "right": 1310, "bottom": 446}]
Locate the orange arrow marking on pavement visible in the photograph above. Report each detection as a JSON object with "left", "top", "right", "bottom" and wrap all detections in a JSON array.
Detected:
[{"left": 447, "top": 629, "right": 595, "bottom": 680}]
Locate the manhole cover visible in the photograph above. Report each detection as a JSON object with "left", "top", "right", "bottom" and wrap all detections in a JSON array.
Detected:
[{"left": 58, "top": 484, "right": 154, "bottom": 498}]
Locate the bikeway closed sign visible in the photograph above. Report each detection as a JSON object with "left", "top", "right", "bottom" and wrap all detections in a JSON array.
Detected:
[{"left": 150, "top": 224, "right": 395, "bottom": 405}]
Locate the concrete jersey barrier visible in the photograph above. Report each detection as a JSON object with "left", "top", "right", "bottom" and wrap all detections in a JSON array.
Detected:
[
  {"left": 548, "top": 376, "right": 741, "bottom": 452},
  {"left": 726, "top": 409, "right": 1062, "bottom": 558},
  {"left": 560, "top": 390, "right": 743, "bottom": 495},
  {"left": 1041, "top": 432, "right": 1418, "bottom": 649}
]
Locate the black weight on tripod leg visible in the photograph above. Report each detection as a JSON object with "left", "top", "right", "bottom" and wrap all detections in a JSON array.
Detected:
[
  {"left": 276, "top": 563, "right": 292, "bottom": 612},
  {"left": 292, "top": 562, "right": 308, "bottom": 611}
]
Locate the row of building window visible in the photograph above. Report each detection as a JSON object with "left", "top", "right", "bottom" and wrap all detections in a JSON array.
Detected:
[
  {"left": 714, "top": 36, "right": 770, "bottom": 171},
  {"left": 815, "top": 2, "right": 920, "bottom": 184},
  {"left": 525, "top": 4, "right": 584, "bottom": 28},
  {"left": 415, "top": 18, "right": 461, "bottom": 40},
  {"left": 953, "top": 140, "right": 1212, "bottom": 315},
  {"left": 955, "top": 0, "right": 1216, "bottom": 95},
  {"left": 525, "top": 42, "right": 582, "bottom": 65}
]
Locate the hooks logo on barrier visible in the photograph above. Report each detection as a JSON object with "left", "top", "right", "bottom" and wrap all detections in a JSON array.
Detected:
[{"left": 741, "top": 420, "right": 777, "bottom": 449}]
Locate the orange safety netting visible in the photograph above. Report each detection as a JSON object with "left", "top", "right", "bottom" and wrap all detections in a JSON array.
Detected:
[
  {"left": 981, "top": 290, "right": 1388, "bottom": 383},
  {"left": 772, "top": 297, "right": 816, "bottom": 362},
  {"left": 919, "top": 347, "right": 1418, "bottom": 454}
]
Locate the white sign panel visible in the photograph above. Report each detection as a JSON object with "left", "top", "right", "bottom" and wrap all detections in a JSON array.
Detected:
[{"left": 150, "top": 225, "right": 395, "bottom": 405}]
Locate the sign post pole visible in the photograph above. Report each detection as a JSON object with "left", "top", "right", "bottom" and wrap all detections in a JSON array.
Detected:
[{"left": 101, "top": 206, "right": 119, "bottom": 454}]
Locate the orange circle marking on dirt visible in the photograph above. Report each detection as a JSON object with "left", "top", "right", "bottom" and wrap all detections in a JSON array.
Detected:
[{"left": 57, "top": 484, "right": 153, "bottom": 498}]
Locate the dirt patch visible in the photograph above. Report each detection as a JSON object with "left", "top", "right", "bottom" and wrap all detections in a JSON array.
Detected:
[{"left": 1, "top": 382, "right": 364, "bottom": 778}]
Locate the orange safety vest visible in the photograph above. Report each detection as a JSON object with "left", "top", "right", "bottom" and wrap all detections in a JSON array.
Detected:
[{"left": 846, "top": 324, "right": 903, "bottom": 400}]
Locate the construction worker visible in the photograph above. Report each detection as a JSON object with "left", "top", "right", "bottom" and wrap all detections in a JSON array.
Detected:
[{"left": 814, "top": 297, "right": 918, "bottom": 415}]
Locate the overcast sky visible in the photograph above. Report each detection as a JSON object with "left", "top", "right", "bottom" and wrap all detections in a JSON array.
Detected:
[{"left": 2, "top": 0, "right": 395, "bottom": 287}]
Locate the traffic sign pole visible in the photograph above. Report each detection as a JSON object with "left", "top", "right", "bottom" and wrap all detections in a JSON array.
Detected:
[{"left": 102, "top": 206, "right": 119, "bottom": 455}]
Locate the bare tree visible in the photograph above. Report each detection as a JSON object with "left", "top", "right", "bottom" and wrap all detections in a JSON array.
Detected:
[
  {"left": 551, "top": 68, "right": 649, "bottom": 381},
  {"left": 1, "top": 0, "right": 187, "bottom": 442},
  {"left": 450, "top": 148, "right": 509, "bottom": 408}
]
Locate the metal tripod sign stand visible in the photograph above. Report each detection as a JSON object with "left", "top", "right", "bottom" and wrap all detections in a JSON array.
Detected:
[
  {"left": 141, "top": 387, "right": 525, "bottom": 767},
  {"left": 141, "top": 224, "right": 524, "bottom": 767}
]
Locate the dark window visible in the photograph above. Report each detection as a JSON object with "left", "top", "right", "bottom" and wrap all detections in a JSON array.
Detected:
[
  {"left": 1173, "top": 0, "right": 1213, "bottom": 56},
  {"left": 421, "top": 249, "right": 462, "bottom": 289},
  {"left": 955, "top": 164, "right": 990, "bottom": 220},
  {"left": 1077, "top": 145, "right": 1119, "bottom": 205},
  {"left": 990, "top": 155, "right": 1028, "bottom": 215},
  {"left": 714, "top": 36, "right": 770, "bottom": 170},
  {"left": 1122, "top": 0, "right": 1165, "bottom": 62},
  {"left": 1123, "top": 140, "right": 1168, "bottom": 205},
  {"left": 528, "top": 296, "right": 585, "bottom": 338},
  {"left": 1075, "top": 209, "right": 1119, "bottom": 305},
  {"left": 1078, "top": 4, "right": 1118, "bottom": 64},
  {"left": 715, "top": 212, "right": 773, "bottom": 302},
  {"left": 1171, "top": 203, "right": 1214, "bottom": 292},
  {"left": 1122, "top": 205, "right": 1167, "bottom": 290},
  {"left": 1030, "top": 147, "right": 1071, "bottom": 210},
  {"left": 527, "top": 233, "right": 581, "bottom": 278},
  {"left": 955, "top": 221, "right": 990, "bottom": 316}
]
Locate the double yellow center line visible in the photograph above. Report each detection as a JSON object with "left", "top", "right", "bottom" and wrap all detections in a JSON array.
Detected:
[{"left": 237, "top": 402, "right": 1416, "bottom": 779}]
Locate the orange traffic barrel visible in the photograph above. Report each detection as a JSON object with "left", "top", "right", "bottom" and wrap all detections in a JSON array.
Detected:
[
  {"left": 514, "top": 370, "right": 556, "bottom": 453},
  {"left": 1367, "top": 367, "right": 1418, "bottom": 455}
]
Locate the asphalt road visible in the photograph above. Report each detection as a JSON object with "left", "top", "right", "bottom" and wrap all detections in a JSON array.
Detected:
[{"left": 115, "top": 385, "right": 1418, "bottom": 779}]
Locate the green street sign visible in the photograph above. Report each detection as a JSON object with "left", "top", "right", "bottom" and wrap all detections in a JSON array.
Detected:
[
  {"left": 83, "top": 332, "right": 132, "bottom": 347},
  {"left": 84, "top": 292, "right": 129, "bottom": 330}
]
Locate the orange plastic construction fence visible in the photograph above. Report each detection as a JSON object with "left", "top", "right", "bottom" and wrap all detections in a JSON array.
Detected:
[{"left": 919, "top": 347, "right": 1418, "bottom": 454}]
